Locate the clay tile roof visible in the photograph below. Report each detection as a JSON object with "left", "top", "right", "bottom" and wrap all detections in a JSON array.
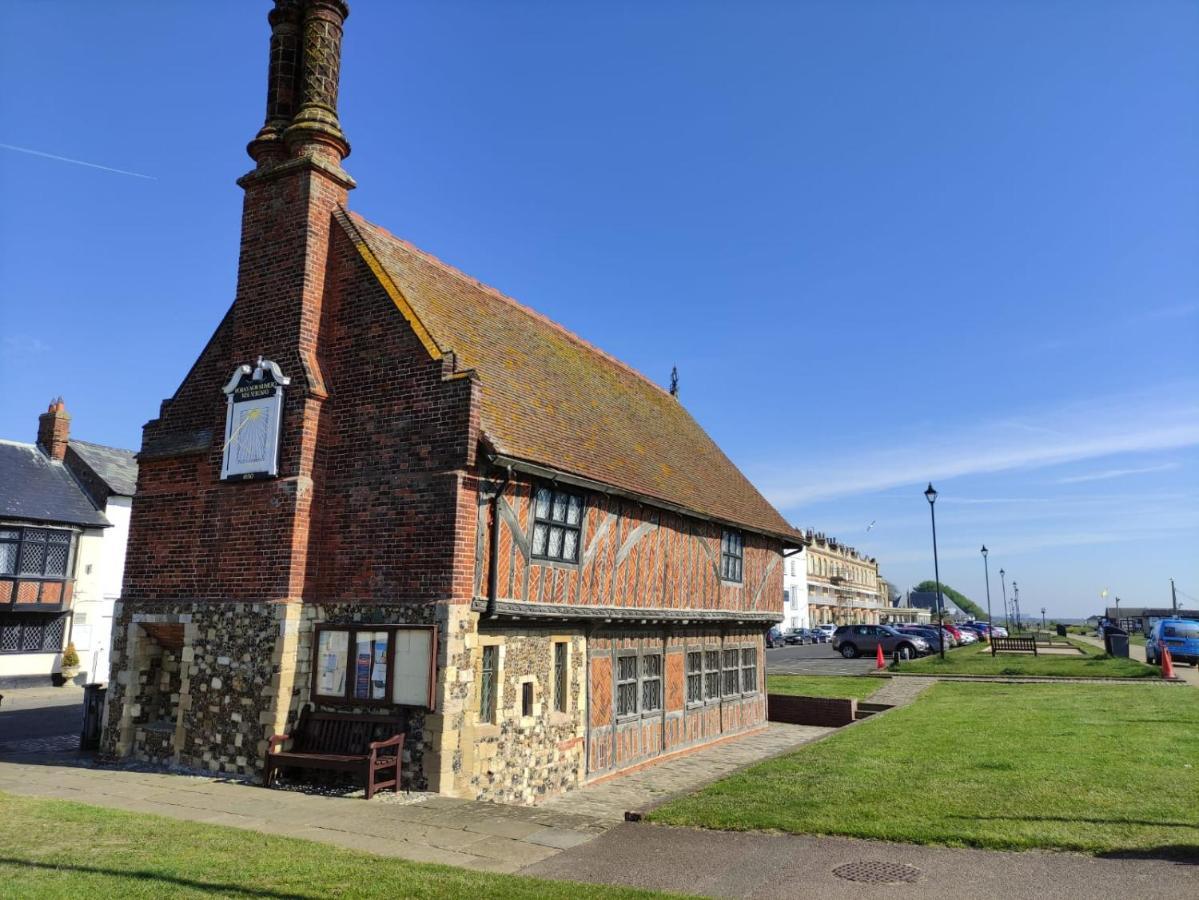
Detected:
[{"left": 343, "top": 211, "right": 802, "bottom": 544}]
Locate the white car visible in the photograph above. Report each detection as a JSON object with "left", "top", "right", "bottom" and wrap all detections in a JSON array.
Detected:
[
  {"left": 815, "top": 624, "right": 836, "bottom": 640},
  {"left": 958, "top": 630, "right": 978, "bottom": 644}
]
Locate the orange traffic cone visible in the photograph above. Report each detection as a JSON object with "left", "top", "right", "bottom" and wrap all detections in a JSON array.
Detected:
[
  {"left": 1161, "top": 646, "right": 1176, "bottom": 679},
  {"left": 876, "top": 642, "right": 886, "bottom": 669}
]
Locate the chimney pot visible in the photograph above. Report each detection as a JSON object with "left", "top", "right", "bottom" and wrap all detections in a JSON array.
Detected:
[{"left": 37, "top": 398, "right": 71, "bottom": 461}]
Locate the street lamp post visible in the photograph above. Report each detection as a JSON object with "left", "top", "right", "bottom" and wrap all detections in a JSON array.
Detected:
[
  {"left": 1000, "top": 568, "right": 1009, "bottom": 632},
  {"left": 924, "top": 483, "right": 946, "bottom": 659},
  {"left": 1013, "top": 581, "right": 1021, "bottom": 632},
  {"left": 981, "top": 545, "right": 993, "bottom": 644},
  {"left": 1041, "top": 607, "right": 1047, "bottom": 629}
]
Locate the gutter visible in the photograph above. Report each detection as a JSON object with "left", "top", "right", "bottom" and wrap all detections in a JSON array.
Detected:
[{"left": 486, "top": 464, "right": 513, "bottom": 619}]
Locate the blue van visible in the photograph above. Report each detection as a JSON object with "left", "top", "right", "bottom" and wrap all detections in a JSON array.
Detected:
[{"left": 1145, "top": 618, "right": 1199, "bottom": 667}]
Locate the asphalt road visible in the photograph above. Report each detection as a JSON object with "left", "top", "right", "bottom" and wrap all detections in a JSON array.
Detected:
[
  {"left": 766, "top": 640, "right": 879, "bottom": 675},
  {"left": 525, "top": 821, "right": 1197, "bottom": 900}
]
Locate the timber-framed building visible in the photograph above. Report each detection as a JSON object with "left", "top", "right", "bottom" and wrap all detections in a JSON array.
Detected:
[{"left": 100, "top": 0, "right": 802, "bottom": 803}]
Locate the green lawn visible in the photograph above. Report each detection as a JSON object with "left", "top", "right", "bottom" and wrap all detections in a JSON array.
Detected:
[
  {"left": 0, "top": 793, "right": 669, "bottom": 899},
  {"left": 893, "top": 640, "right": 1158, "bottom": 678},
  {"left": 650, "top": 681, "right": 1199, "bottom": 856},
  {"left": 766, "top": 674, "right": 883, "bottom": 700}
]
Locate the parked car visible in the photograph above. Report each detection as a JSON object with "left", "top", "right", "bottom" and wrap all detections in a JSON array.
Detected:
[
  {"left": 1146, "top": 618, "right": 1199, "bottom": 667},
  {"left": 896, "top": 625, "right": 945, "bottom": 653},
  {"left": 766, "top": 626, "right": 784, "bottom": 649},
  {"left": 957, "top": 628, "right": 979, "bottom": 644},
  {"left": 941, "top": 623, "right": 964, "bottom": 642},
  {"left": 832, "top": 625, "right": 928, "bottom": 660},
  {"left": 814, "top": 623, "right": 836, "bottom": 641},
  {"left": 990, "top": 625, "right": 1009, "bottom": 638},
  {"left": 806, "top": 628, "right": 829, "bottom": 644},
  {"left": 782, "top": 627, "right": 807, "bottom": 645}
]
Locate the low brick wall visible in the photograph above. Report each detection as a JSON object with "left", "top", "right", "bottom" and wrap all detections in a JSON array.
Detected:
[{"left": 766, "top": 693, "right": 856, "bottom": 727}]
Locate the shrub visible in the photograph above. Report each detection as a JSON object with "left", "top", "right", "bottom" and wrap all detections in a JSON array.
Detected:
[{"left": 61, "top": 643, "right": 80, "bottom": 668}]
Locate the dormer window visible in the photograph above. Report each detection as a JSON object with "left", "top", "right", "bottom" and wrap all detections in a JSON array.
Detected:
[
  {"left": 720, "top": 530, "right": 743, "bottom": 583},
  {"left": 532, "top": 486, "right": 583, "bottom": 563}
]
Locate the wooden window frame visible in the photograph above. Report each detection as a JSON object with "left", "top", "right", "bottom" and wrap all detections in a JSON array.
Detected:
[
  {"left": 479, "top": 644, "right": 499, "bottom": 724},
  {"left": 721, "top": 647, "right": 740, "bottom": 697},
  {"left": 640, "top": 652, "right": 663, "bottom": 715},
  {"left": 531, "top": 484, "right": 585, "bottom": 565},
  {"left": 615, "top": 652, "right": 639, "bottom": 720},
  {"left": 553, "top": 640, "right": 568, "bottom": 713},
  {"left": 0, "top": 613, "right": 67, "bottom": 655},
  {"left": 685, "top": 649, "right": 703, "bottom": 707},
  {"left": 740, "top": 646, "right": 758, "bottom": 696},
  {"left": 310, "top": 623, "right": 437, "bottom": 710},
  {"left": 720, "top": 530, "right": 743, "bottom": 583},
  {"left": 703, "top": 648, "right": 721, "bottom": 702}
]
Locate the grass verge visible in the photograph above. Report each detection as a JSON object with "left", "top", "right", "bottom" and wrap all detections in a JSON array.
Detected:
[
  {"left": 649, "top": 681, "right": 1199, "bottom": 857},
  {"left": 765, "top": 675, "right": 883, "bottom": 700},
  {"left": 893, "top": 640, "right": 1158, "bottom": 678},
  {"left": 0, "top": 793, "right": 668, "bottom": 899}
]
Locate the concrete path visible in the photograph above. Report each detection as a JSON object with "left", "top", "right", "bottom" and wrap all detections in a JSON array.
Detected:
[
  {"left": 523, "top": 822, "right": 1198, "bottom": 899},
  {"left": 0, "top": 757, "right": 601, "bottom": 873},
  {"left": 539, "top": 723, "right": 833, "bottom": 821},
  {"left": 1075, "top": 634, "right": 1199, "bottom": 686}
]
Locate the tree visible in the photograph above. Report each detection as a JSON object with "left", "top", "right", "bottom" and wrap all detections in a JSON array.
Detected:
[{"left": 914, "top": 580, "right": 987, "bottom": 620}]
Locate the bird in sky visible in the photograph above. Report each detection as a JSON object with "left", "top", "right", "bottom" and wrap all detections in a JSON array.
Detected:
[{"left": 866, "top": 520, "right": 876, "bottom": 532}]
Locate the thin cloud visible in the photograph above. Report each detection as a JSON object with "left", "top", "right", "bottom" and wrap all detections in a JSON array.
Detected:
[
  {"left": 757, "top": 381, "right": 1199, "bottom": 507},
  {"left": 2, "top": 334, "right": 50, "bottom": 354},
  {"left": 1055, "top": 462, "right": 1180, "bottom": 485},
  {"left": 0, "top": 143, "right": 156, "bottom": 180}
]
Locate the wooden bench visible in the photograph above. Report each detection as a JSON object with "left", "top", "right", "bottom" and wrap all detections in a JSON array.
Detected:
[
  {"left": 991, "top": 636, "right": 1038, "bottom": 656},
  {"left": 264, "top": 707, "right": 404, "bottom": 799}
]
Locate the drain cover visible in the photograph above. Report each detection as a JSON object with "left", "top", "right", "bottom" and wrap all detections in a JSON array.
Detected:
[{"left": 832, "top": 861, "right": 921, "bottom": 884}]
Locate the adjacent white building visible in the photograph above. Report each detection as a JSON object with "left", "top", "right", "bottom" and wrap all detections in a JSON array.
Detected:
[
  {"left": 0, "top": 400, "right": 136, "bottom": 687},
  {"left": 781, "top": 547, "right": 810, "bottom": 631}
]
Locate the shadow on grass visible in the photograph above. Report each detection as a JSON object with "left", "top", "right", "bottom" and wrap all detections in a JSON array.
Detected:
[
  {"left": 1097, "top": 847, "right": 1199, "bottom": 865},
  {"left": 953, "top": 813, "right": 1199, "bottom": 830},
  {"left": 0, "top": 857, "right": 309, "bottom": 898}
]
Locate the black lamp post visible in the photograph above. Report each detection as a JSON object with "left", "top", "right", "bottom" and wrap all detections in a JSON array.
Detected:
[
  {"left": 1000, "top": 568, "right": 1009, "bottom": 632},
  {"left": 1013, "top": 581, "right": 1021, "bottom": 632},
  {"left": 924, "top": 483, "right": 945, "bottom": 659},
  {"left": 1041, "top": 607, "right": 1047, "bottom": 629},
  {"left": 981, "top": 545, "right": 992, "bottom": 643}
]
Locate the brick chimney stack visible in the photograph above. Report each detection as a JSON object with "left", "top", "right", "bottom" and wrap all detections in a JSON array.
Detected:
[{"left": 37, "top": 397, "right": 70, "bottom": 461}]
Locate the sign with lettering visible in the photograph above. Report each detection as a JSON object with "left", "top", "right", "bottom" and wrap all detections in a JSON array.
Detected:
[{"left": 220, "top": 357, "right": 290, "bottom": 481}]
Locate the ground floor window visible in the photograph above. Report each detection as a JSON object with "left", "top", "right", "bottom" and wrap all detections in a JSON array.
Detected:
[
  {"left": 641, "top": 653, "right": 662, "bottom": 712},
  {"left": 553, "top": 641, "right": 569, "bottom": 712},
  {"left": 616, "top": 653, "right": 639, "bottom": 717},
  {"left": 741, "top": 646, "right": 758, "bottom": 693},
  {"left": 480, "top": 644, "right": 498, "bottom": 723},
  {"left": 722, "top": 648, "right": 740, "bottom": 696},
  {"left": 0, "top": 614, "right": 66, "bottom": 654},
  {"left": 686, "top": 650, "right": 703, "bottom": 704},
  {"left": 703, "top": 649, "right": 721, "bottom": 700}
]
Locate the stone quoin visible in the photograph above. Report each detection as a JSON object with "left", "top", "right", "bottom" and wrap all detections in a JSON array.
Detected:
[{"left": 100, "top": 0, "right": 804, "bottom": 803}]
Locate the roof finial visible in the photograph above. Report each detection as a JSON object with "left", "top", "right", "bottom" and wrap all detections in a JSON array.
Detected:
[{"left": 669, "top": 365, "right": 679, "bottom": 398}]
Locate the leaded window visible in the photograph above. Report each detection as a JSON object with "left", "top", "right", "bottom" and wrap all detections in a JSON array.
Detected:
[
  {"left": 641, "top": 654, "right": 662, "bottom": 712},
  {"left": 703, "top": 649, "right": 721, "bottom": 700},
  {"left": 532, "top": 486, "right": 584, "bottom": 563},
  {"left": 480, "top": 645, "right": 498, "bottom": 723},
  {"left": 722, "top": 648, "right": 740, "bottom": 696},
  {"left": 741, "top": 647, "right": 757, "bottom": 694},
  {"left": 0, "top": 614, "right": 66, "bottom": 654},
  {"left": 686, "top": 651, "right": 703, "bottom": 704},
  {"left": 554, "top": 641, "right": 568, "bottom": 713},
  {"left": 0, "top": 527, "right": 72, "bottom": 578},
  {"left": 720, "top": 531, "right": 743, "bottom": 582},
  {"left": 616, "top": 654, "right": 638, "bottom": 717}
]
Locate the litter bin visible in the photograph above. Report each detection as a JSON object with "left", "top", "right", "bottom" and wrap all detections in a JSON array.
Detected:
[
  {"left": 1102, "top": 624, "right": 1127, "bottom": 656},
  {"left": 80, "top": 683, "right": 107, "bottom": 751},
  {"left": 1107, "top": 634, "right": 1130, "bottom": 658},
  {"left": 1056, "top": 624, "right": 1068, "bottom": 638}
]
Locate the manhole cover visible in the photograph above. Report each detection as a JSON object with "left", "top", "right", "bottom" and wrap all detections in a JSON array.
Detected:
[{"left": 832, "top": 861, "right": 921, "bottom": 884}]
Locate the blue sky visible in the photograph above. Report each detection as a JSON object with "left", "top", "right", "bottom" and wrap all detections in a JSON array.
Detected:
[{"left": 1, "top": 1, "right": 1196, "bottom": 618}]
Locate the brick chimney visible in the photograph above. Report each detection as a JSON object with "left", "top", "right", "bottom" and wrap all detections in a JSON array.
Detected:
[
  {"left": 217, "top": 0, "right": 357, "bottom": 604},
  {"left": 37, "top": 397, "right": 71, "bottom": 461}
]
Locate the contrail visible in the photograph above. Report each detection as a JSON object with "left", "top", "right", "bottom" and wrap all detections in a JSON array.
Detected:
[{"left": 0, "top": 142, "right": 156, "bottom": 180}]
